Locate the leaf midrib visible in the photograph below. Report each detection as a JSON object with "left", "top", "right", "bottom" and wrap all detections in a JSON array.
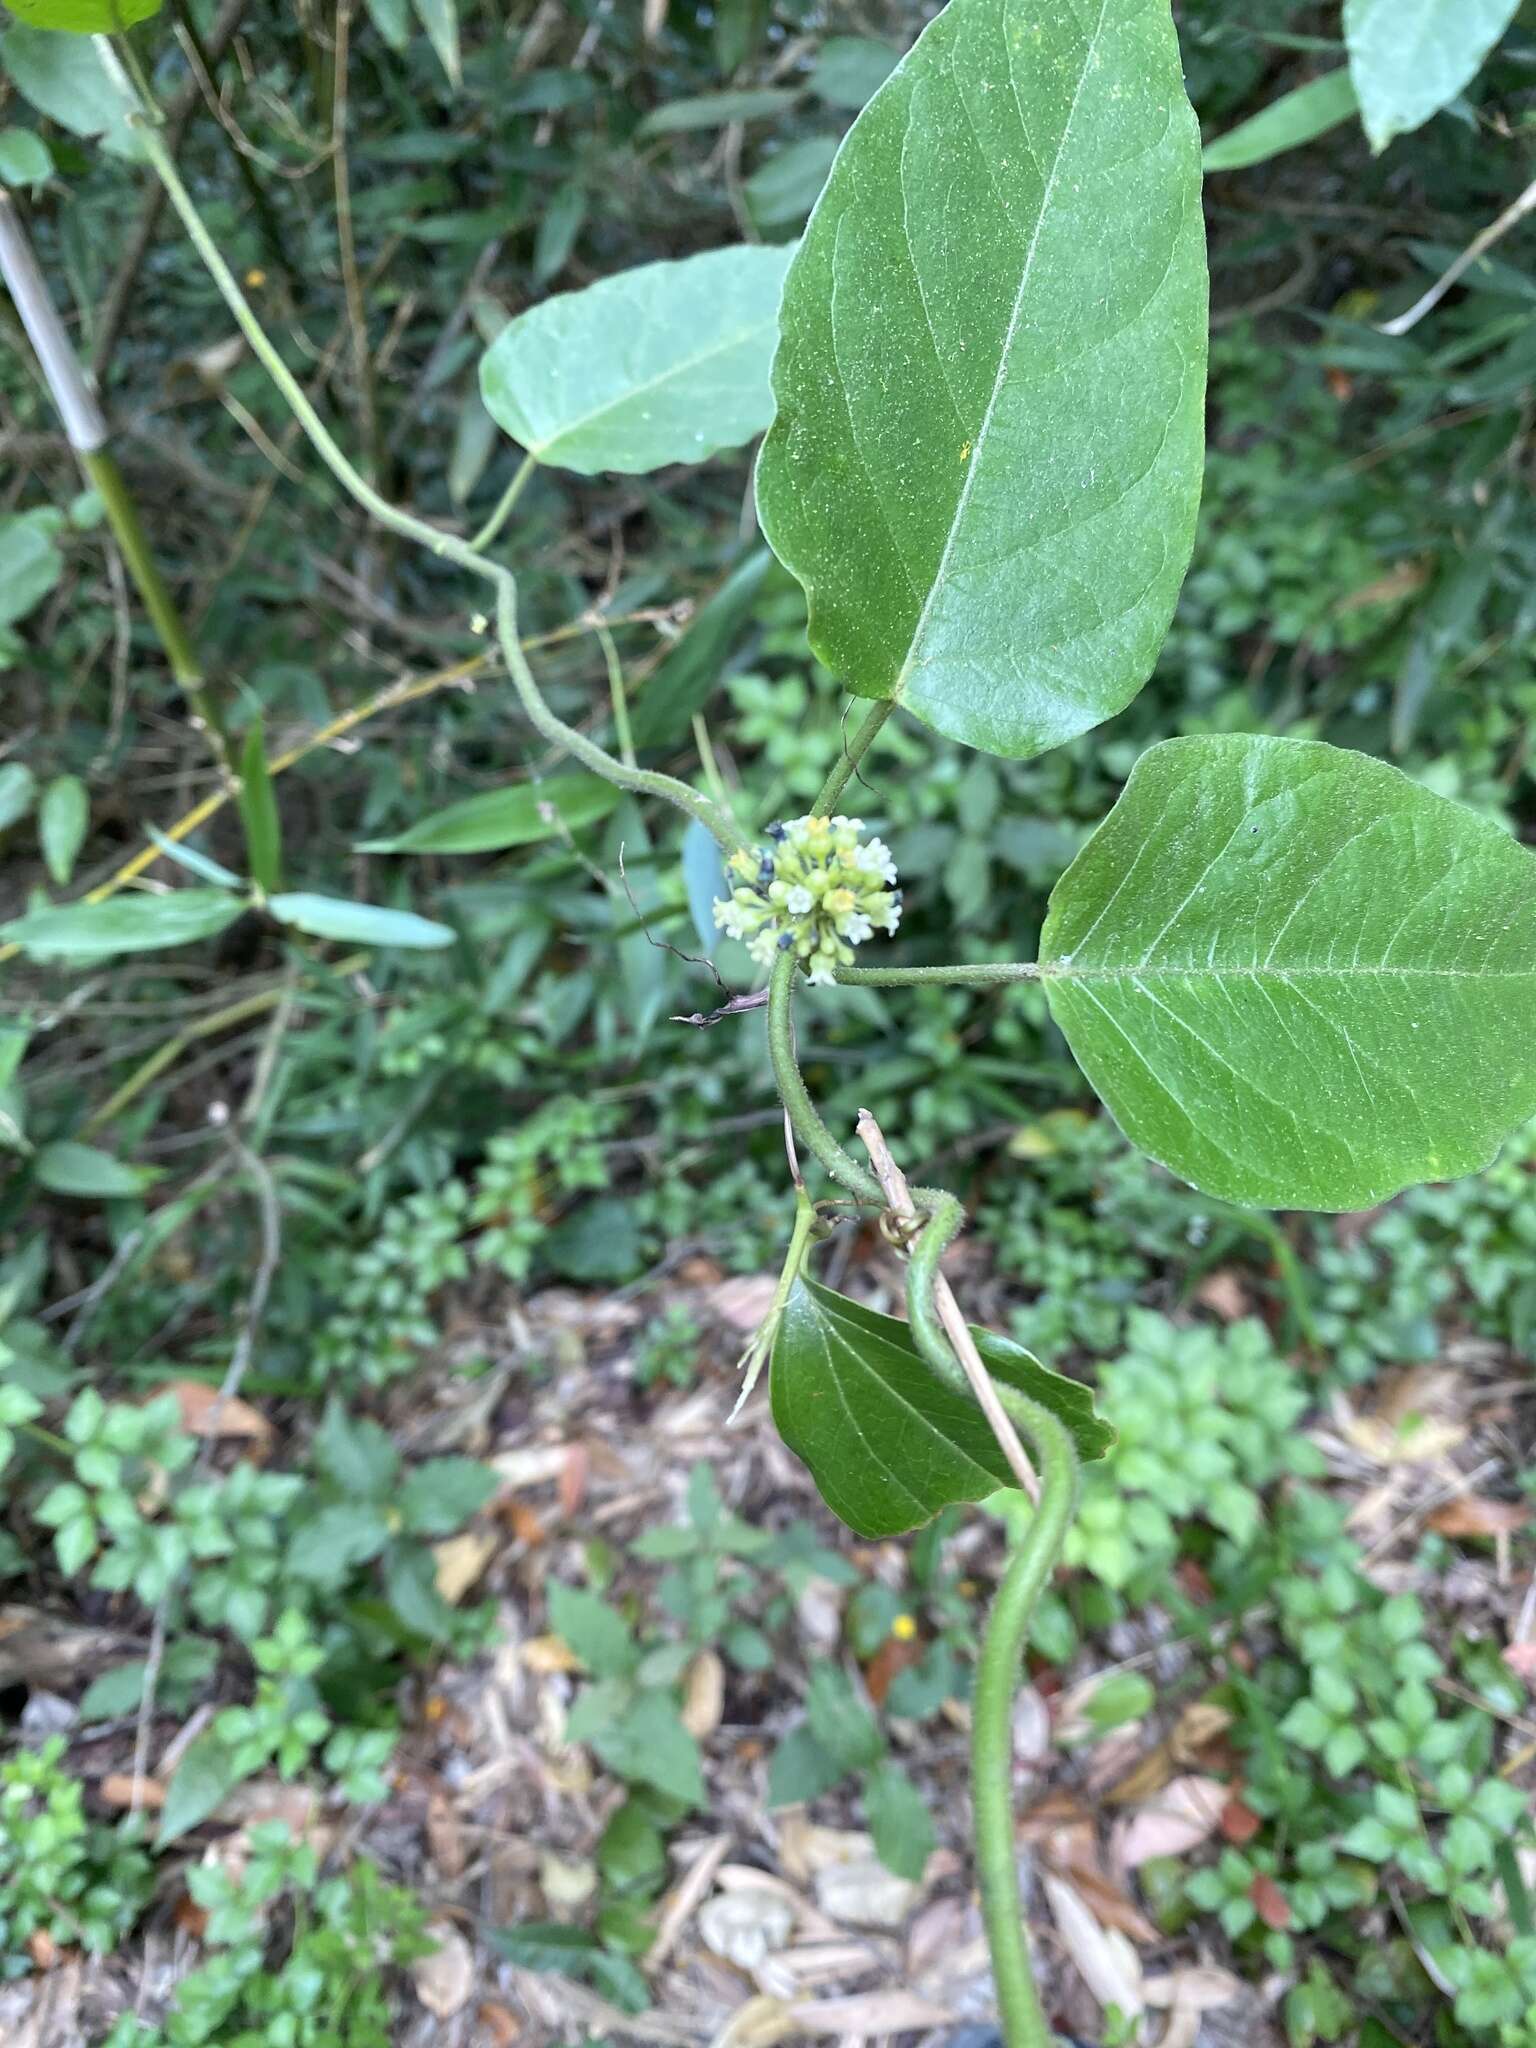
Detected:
[
  {"left": 1043, "top": 961, "right": 1533, "bottom": 982},
  {"left": 891, "top": 0, "right": 1111, "bottom": 701},
  {"left": 533, "top": 311, "right": 781, "bottom": 458}
]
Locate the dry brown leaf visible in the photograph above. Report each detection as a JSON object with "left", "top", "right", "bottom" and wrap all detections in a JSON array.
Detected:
[
  {"left": 558, "top": 1444, "right": 589, "bottom": 1517},
  {"left": 521, "top": 1634, "right": 581, "bottom": 1674},
  {"left": 426, "top": 1790, "right": 466, "bottom": 1880},
  {"left": 813, "top": 1855, "right": 920, "bottom": 1930},
  {"left": 412, "top": 1922, "right": 475, "bottom": 2018},
  {"left": 787, "top": 1993, "right": 954, "bottom": 2036},
  {"left": 475, "top": 2001, "right": 523, "bottom": 2047},
  {"left": 540, "top": 1853, "right": 596, "bottom": 1910},
  {"left": 710, "top": 1994, "right": 798, "bottom": 2048},
  {"left": 1249, "top": 1873, "right": 1291, "bottom": 1930},
  {"left": 158, "top": 1379, "right": 271, "bottom": 1449},
  {"left": 862, "top": 1634, "right": 922, "bottom": 1708},
  {"left": 1220, "top": 1795, "right": 1262, "bottom": 1846},
  {"left": 26, "top": 1930, "right": 59, "bottom": 1972},
  {"left": 1194, "top": 1270, "right": 1251, "bottom": 1322},
  {"left": 98, "top": 1773, "right": 166, "bottom": 1811},
  {"left": 699, "top": 1888, "right": 796, "bottom": 1971},
  {"left": 1143, "top": 1965, "right": 1244, "bottom": 2011},
  {"left": 1043, "top": 1874, "right": 1144, "bottom": 2018},
  {"left": 506, "top": 1500, "right": 546, "bottom": 1546},
  {"left": 1111, "top": 1775, "right": 1227, "bottom": 1872},
  {"left": 434, "top": 1528, "right": 497, "bottom": 1604},
  {"left": 682, "top": 1649, "right": 725, "bottom": 1738},
  {"left": 490, "top": 1445, "right": 573, "bottom": 1490},
  {"left": 1428, "top": 1497, "right": 1530, "bottom": 1539},
  {"left": 1050, "top": 1860, "right": 1159, "bottom": 1945}
]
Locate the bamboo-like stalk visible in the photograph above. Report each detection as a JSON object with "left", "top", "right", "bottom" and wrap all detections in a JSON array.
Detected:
[{"left": 0, "top": 193, "right": 229, "bottom": 775}]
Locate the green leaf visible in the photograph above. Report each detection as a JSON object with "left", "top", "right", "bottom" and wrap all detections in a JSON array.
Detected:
[
  {"left": 547, "top": 1582, "right": 639, "bottom": 1680},
  {"left": 363, "top": 0, "right": 409, "bottom": 48},
  {"left": 286, "top": 1502, "right": 391, "bottom": 1586},
  {"left": 360, "top": 774, "right": 620, "bottom": 854},
  {"left": 480, "top": 244, "right": 794, "bottom": 476},
  {"left": 1344, "top": 0, "right": 1519, "bottom": 152},
  {"left": 38, "top": 775, "right": 87, "bottom": 886},
  {"left": 810, "top": 36, "right": 899, "bottom": 109},
  {"left": 744, "top": 135, "right": 838, "bottom": 231},
  {"left": 0, "top": 127, "right": 51, "bottom": 188},
  {"left": 590, "top": 1691, "right": 705, "bottom": 1806},
  {"left": 1202, "top": 69, "right": 1360, "bottom": 172},
  {"left": 864, "top": 1760, "right": 936, "bottom": 1880},
  {"left": 1039, "top": 734, "right": 1536, "bottom": 1211},
  {"left": 145, "top": 825, "right": 242, "bottom": 889},
  {"left": 0, "top": 890, "right": 243, "bottom": 962},
  {"left": 384, "top": 1540, "right": 458, "bottom": 1637},
  {"left": 35, "top": 1140, "right": 148, "bottom": 1199},
  {"left": 0, "top": 511, "right": 61, "bottom": 629},
  {"left": 806, "top": 1666, "right": 883, "bottom": 1772},
  {"left": 398, "top": 1457, "right": 497, "bottom": 1536},
  {"left": 771, "top": 1277, "right": 1112, "bottom": 1540},
  {"left": 78, "top": 1660, "right": 149, "bottom": 1723},
  {"left": 0, "top": 761, "right": 37, "bottom": 829},
  {"left": 0, "top": 26, "right": 143, "bottom": 156},
  {"left": 238, "top": 723, "right": 282, "bottom": 894},
  {"left": 267, "top": 893, "right": 454, "bottom": 949},
  {"left": 630, "top": 549, "right": 770, "bottom": 748},
  {"left": 756, "top": 0, "right": 1207, "bottom": 761},
  {"left": 487, "top": 1924, "right": 651, "bottom": 2014},
  {"left": 533, "top": 179, "right": 587, "bottom": 286},
  {"left": 411, "top": 0, "right": 459, "bottom": 86},
  {"left": 2, "top": 0, "right": 160, "bottom": 25},
  {"left": 767, "top": 1724, "right": 846, "bottom": 1807},
  {"left": 159, "top": 1732, "right": 241, "bottom": 1848},
  {"left": 636, "top": 88, "right": 797, "bottom": 136},
  {"left": 315, "top": 1398, "right": 399, "bottom": 1496}
]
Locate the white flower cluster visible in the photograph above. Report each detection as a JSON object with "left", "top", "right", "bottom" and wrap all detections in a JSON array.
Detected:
[{"left": 713, "top": 814, "right": 901, "bottom": 984}]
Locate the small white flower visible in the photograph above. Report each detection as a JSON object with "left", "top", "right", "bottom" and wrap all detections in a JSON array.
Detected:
[
  {"left": 842, "top": 911, "right": 873, "bottom": 944},
  {"left": 785, "top": 885, "right": 814, "bottom": 916}
]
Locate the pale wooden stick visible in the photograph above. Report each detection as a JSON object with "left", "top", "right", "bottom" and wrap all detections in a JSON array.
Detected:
[{"left": 855, "top": 1109, "right": 1040, "bottom": 1505}]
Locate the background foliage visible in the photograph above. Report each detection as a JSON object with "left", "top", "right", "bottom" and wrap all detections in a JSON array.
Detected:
[{"left": 3, "top": 1, "right": 1536, "bottom": 2042}]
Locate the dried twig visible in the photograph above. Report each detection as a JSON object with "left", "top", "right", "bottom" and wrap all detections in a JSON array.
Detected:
[{"left": 855, "top": 1109, "right": 1040, "bottom": 1504}]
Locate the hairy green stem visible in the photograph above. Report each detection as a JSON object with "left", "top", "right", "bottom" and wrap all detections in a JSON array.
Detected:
[
  {"left": 971, "top": 1402, "right": 1076, "bottom": 2048},
  {"left": 468, "top": 452, "right": 536, "bottom": 553},
  {"left": 102, "top": 45, "right": 749, "bottom": 858},
  {"left": 815, "top": 698, "right": 892, "bottom": 813},
  {"left": 905, "top": 1197, "right": 1079, "bottom": 2048},
  {"left": 835, "top": 961, "right": 1039, "bottom": 988},
  {"left": 766, "top": 953, "right": 880, "bottom": 1202}
]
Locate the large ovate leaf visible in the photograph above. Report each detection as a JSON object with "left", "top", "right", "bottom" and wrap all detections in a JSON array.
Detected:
[
  {"left": 1344, "top": 0, "right": 1519, "bottom": 153},
  {"left": 479, "top": 244, "right": 794, "bottom": 475},
  {"left": 1, "top": 0, "right": 161, "bottom": 27},
  {"left": 772, "top": 1277, "right": 1111, "bottom": 1539},
  {"left": 1039, "top": 735, "right": 1536, "bottom": 1211},
  {"left": 755, "top": 0, "right": 1207, "bottom": 761},
  {"left": 0, "top": 26, "right": 144, "bottom": 156},
  {"left": 359, "top": 774, "right": 620, "bottom": 853}
]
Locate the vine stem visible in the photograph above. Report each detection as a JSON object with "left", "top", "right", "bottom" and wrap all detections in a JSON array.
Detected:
[
  {"left": 856, "top": 1115, "right": 1038, "bottom": 1504},
  {"left": 835, "top": 960, "right": 1039, "bottom": 988},
  {"left": 96, "top": 38, "right": 751, "bottom": 860},
  {"left": 855, "top": 1111, "right": 1079, "bottom": 2048}
]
